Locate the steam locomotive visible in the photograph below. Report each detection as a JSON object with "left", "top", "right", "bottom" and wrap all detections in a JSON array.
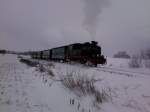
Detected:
[{"left": 30, "top": 41, "right": 106, "bottom": 66}]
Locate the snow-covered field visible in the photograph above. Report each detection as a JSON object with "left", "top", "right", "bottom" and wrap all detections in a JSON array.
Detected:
[{"left": 0, "top": 54, "right": 150, "bottom": 112}]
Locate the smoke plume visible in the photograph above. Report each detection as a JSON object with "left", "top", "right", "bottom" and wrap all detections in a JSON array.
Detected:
[{"left": 82, "top": 0, "right": 108, "bottom": 40}]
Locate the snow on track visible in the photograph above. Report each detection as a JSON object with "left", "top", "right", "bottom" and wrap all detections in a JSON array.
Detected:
[{"left": 95, "top": 67, "right": 150, "bottom": 78}]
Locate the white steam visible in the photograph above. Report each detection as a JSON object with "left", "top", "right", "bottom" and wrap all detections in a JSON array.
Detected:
[{"left": 82, "top": 0, "right": 109, "bottom": 40}]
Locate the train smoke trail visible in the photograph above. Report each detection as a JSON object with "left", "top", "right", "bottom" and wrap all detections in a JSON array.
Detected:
[{"left": 82, "top": 0, "right": 109, "bottom": 40}]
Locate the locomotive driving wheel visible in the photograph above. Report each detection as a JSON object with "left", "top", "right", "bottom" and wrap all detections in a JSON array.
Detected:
[
  {"left": 85, "top": 60, "right": 97, "bottom": 67},
  {"left": 80, "top": 59, "right": 86, "bottom": 64},
  {"left": 85, "top": 60, "right": 92, "bottom": 66}
]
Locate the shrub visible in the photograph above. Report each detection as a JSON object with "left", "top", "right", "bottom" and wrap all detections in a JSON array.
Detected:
[
  {"left": 47, "top": 62, "right": 55, "bottom": 68},
  {"left": 128, "top": 55, "right": 141, "bottom": 68},
  {"left": 114, "top": 51, "right": 130, "bottom": 59},
  {"left": 144, "top": 60, "right": 150, "bottom": 68},
  {"left": 19, "top": 58, "right": 39, "bottom": 67},
  {"left": 47, "top": 69, "right": 55, "bottom": 77},
  {"left": 60, "top": 72, "right": 110, "bottom": 104},
  {"left": 36, "top": 64, "right": 46, "bottom": 73},
  {"left": 94, "top": 89, "right": 109, "bottom": 103},
  {"left": 36, "top": 63, "right": 55, "bottom": 76}
]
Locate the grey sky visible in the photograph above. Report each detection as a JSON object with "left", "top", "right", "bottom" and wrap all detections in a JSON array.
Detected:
[{"left": 0, "top": 0, "right": 150, "bottom": 56}]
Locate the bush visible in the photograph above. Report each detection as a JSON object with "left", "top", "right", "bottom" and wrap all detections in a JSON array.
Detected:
[
  {"left": 19, "top": 58, "right": 39, "bottom": 67},
  {"left": 114, "top": 51, "right": 130, "bottom": 59},
  {"left": 36, "top": 63, "right": 55, "bottom": 76},
  {"left": 128, "top": 55, "right": 141, "bottom": 68},
  {"left": 36, "top": 64, "right": 46, "bottom": 73},
  {"left": 94, "top": 89, "right": 109, "bottom": 103},
  {"left": 144, "top": 60, "right": 150, "bottom": 68},
  {"left": 140, "top": 49, "right": 150, "bottom": 59},
  {"left": 47, "top": 69, "right": 55, "bottom": 77},
  {"left": 47, "top": 62, "right": 55, "bottom": 68},
  {"left": 60, "top": 72, "right": 110, "bottom": 104},
  {"left": 20, "top": 58, "right": 55, "bottom": 76}
]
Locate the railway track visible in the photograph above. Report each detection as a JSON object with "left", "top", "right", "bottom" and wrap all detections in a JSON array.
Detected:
[
  {"left": 95, "top": 66, "right": 150, "bottom": 77},
  {"left": 21, "top": 57, "right": 150, "bottom": 78}
]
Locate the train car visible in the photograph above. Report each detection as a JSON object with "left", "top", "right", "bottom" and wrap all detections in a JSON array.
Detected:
[
  {"left": 30, "top": 41, "right": 106, "bottom": 66},
  {"left": 51, "top": 47, "right": 66, "bottom": 61},
  {"left": 38, "top": 51, "right": 43, "bottom": 59},
  {"left": 31, "top": 52, "right": 38, "bottom": 59},
  {"left": 50, "top": 41, "right": 106, "bottom": 66},
  {"left": 31, "top": 51, "right": 42, "bottom": 59},
  {"left": 42, "top": 50, "right": 51, "bottom": 60}
]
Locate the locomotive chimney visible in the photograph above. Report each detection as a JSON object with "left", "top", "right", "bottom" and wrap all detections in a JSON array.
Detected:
[{"left": 91, "top": 41, "right": 98, "bottom": 45}]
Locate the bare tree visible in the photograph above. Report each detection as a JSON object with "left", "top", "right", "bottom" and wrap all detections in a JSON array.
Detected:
[
  {"left": 114, "top": 51, "right": 130, "bottom": 59},
  {"left": 128, "top": 55, "right": 141, "bottom": 68}
]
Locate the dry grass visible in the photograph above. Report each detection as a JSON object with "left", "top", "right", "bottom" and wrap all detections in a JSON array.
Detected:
[
  {"left": 47, "top": 69, "right": 55, "bottom": 77},
  {"left": 144, "top": 60, "right": 150, "bottom": 68},
  {"left": 20, "top": 58, "right": 55, "bottom": 76},
  {"left": 37, "top": 63, "right": 55, "bottom": 77},
  {"left": 19, "top": 58, "right": 39, "bottom": 67},
  {"left": 128, "top": 55, "right": 141, "bottom": 68},
  {"left": 60, "top": 72, "right": 110, "bottom": 104},
  {"left": 36, "top": 64, "right": 46, "bottom": 73}
]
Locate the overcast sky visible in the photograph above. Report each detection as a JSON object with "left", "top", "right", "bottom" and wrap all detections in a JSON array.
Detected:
[{"left": 0, "top": 0, "right": 150, "bottom": 56}]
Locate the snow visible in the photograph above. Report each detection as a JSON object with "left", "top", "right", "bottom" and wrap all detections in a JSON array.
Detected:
[
  {"left": 105, "top": 57, "right": 150, "bottom": 74},
  {"left": 0, "top": 54, "right": 150, "bottom": 112}
]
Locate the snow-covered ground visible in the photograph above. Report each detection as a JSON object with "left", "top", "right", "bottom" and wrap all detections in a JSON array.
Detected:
[
  {"left": 0, "top": 54, "right": 150, "bottom": 112},
  {"left": 105, "top": 57, "right": 150, "bottom": 74}
]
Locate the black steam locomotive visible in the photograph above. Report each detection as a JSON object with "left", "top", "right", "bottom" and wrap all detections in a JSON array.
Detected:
[{"left": 31, "top": 41, "right": 106, "bottom": 66}]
